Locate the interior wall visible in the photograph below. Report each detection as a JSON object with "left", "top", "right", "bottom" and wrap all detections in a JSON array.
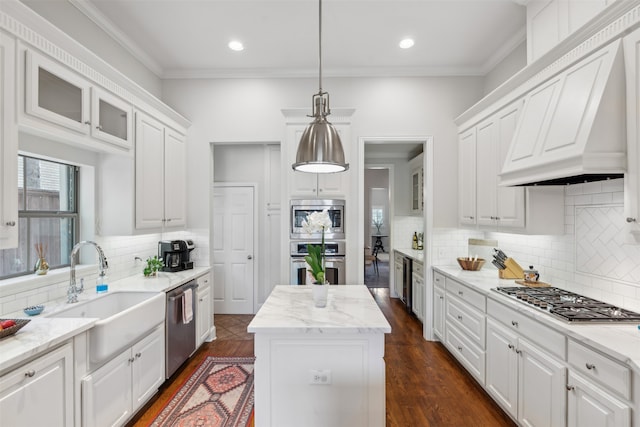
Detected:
[
  {"left": 21, "top": 0, "right": 162, "bottom": 97},
  {"left": 483, "top": 40, "right": 527, "bottom": 95},
  {"left": 162, "top": 76, "right": 484, "bottom": 235}
]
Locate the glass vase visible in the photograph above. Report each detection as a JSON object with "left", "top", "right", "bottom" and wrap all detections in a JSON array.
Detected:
[{"left": 312, "top": 282, "right": 329, "bottom": 308}]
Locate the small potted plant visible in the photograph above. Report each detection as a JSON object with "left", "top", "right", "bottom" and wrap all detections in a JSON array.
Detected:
[
  {"left": 143, "top": 256, "right": 163, "bottom": 277},
  {"left": 302, "top": 210, "right": 332, "bottom": 307}
]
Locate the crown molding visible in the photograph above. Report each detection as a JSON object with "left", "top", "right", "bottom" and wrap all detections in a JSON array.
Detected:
[
  {"left": 162, "top": 65, "right": 486, "bottom": 80},
  {"left": 68, "top": 0, "right": 164, "bottom": 77}
]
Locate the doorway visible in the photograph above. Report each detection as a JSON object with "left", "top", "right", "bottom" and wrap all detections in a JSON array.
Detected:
[
  {"left": 212, "top": 185, "right": 255, "bottom": 314},
  {"left": 364, "top": 170, "right": 391, "bottom": 288}
]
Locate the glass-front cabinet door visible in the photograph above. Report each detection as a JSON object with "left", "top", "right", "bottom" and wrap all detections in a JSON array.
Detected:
[
  {"left": 90, "top": 88, "right": 133, "bottom": 148},
  {"left": 25, "top": 50, "right": 90, "bottom": 134}
]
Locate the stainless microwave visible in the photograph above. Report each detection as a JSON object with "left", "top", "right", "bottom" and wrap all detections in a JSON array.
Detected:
[{"left": 290, "top": 199, "right": 345, "bottom": 239}]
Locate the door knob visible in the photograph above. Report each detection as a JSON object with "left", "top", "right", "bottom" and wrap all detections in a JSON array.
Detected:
[{"left": 247, "top": 255, "right": 253, "bottom": 260}]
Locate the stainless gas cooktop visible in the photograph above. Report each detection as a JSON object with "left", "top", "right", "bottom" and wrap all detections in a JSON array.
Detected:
[{"left": 493, "top": 286, "right": 640, "bottom": 323}]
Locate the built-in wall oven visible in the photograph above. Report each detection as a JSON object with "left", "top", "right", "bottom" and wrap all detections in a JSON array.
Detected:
[
  {"left": 290, "top": 199, "right": 345, "bottom": 239},
  {"left": 290, "top": 241, "right": 346, "bottom": 285}
]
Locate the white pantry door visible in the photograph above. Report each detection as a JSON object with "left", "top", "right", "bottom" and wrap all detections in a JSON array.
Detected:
[{"left": 213, "top": 186, "right": 255, "bottom": 314}]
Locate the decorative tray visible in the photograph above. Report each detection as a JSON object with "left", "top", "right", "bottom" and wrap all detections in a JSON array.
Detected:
[{"left": 0, "top": 319, "right": 30, "bottom": 339}]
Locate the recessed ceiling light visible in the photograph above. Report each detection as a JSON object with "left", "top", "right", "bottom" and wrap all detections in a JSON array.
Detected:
[
  {"left": 399, "top": 38, "right": 415, "bottom": 49},
  {"left": 228, "top": 40, "right": 244, "bottom": 51}
]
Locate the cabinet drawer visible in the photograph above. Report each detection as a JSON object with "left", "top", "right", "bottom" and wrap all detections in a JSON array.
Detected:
[
  {"left": 446, "top": 323, "right": 485, "bottom": 385},
  {"left": 196, "top": 273, "right": 210, "bottom": 289},
  {"left": 433, "top": 271, "right": 445, "bottom": 290},
  {"left": 446, "top": 295, "right": 485, "bottom": 349},
  {"left": 568, "top": 339, "right": 631, "bottom": 400},
  {"left": 394, "top": 252, "right": 404, "bottom": 265},
  {"left": 488, "top": 299, "right": 565, "bottom": 360},
  {"left": 447, "top": 279, "right": 486, "bottom": 312},
  {"left": 413, "top": 261, "right": 424, "bottom": 276}
]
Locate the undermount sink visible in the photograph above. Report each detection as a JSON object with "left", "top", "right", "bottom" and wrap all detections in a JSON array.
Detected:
[{"left": 50, "top": 291, "right": 165, "bottom": 365}]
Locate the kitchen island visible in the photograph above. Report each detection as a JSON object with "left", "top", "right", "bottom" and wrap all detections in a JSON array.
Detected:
[{"left": 248, "top": 285, "right": 391, "bottom": 427}]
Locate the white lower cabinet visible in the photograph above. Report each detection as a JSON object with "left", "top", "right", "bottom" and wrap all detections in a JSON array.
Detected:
[
  {"left": 443, "top": 277, "right": 487, "bottom": 385},
  {"left": 486, "top": 318, "right": 566, "bottom": 427},
  {"left": 566, "top": 339, "right": 631, "bottom": 427},
  {"left": 412, "top": 261, "right": 424, "bottom": 321},
  {"left": 433, "top": 274, "right": 445, "bottom": 340},
  {"left": 197, "top": 273, "right": 212, "bottom": 347},
  {"left": 393, "top": 252, "right": 403, "bottom": 300},
  {"left": 82, "top": 325, "right": 165, "bottom": 427},
  {"left": 0, "top": 342, "right": 74, "bottom": 427}
]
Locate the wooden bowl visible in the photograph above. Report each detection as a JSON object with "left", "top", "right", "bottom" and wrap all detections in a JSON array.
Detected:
[{"left": 457, "top": 257, "right": 485, "bottom": 271}]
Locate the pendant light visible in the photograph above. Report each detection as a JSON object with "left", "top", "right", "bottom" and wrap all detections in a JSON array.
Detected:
[{"left": 292, "top": 0, "right": 348, "bottom": 173}]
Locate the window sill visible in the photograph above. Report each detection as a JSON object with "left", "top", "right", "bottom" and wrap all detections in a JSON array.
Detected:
[{"left": 0, "top": 265, "right": 96, "bottom": 298}]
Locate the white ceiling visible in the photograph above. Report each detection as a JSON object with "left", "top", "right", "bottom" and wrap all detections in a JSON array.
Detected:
[{"left": 54, "top": 0, "right": 526, "bottom": 79}]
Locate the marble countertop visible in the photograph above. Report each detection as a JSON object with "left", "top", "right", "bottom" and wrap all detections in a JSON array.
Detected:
[
  {"left": 394, "top": 248, "right": 424, "bottom": 263},
  {"left": 0, "top": 267, "right": 210, "bottom": 374},
  {"left": 433, "top": 265, "right": 640, "bottom": 375},
  {"left": 0, "top": 317, "right": 96, "bottom": 374},
  {"left": 248, "top": 285, "right": 392, "bottom": 334}
]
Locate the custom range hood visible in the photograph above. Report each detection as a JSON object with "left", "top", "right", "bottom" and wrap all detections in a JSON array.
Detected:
[{"left": 499, "top": 39, "right": 626, "bottom": 187}]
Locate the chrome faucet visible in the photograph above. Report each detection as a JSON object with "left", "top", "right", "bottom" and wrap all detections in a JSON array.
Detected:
[{"left": 68, "top": 241, "right": 109, "bottom": 303}]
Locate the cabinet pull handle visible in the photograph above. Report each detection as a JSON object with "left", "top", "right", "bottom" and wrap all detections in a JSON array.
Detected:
[
  {"left": 457, "top": 315, "right": 463, "bottom": 321},
  {"left": 24, "top": 370, "right": 36, "bottom": 377},
  {"left": 199, "top": 298, "right": 204, "bottom": 302},
  {"left": 439, "top": 296, "right": 444, "bottom": 300},
  {"left": 566, "top": 385, "right": 575, "bottom": 391},
  {"left": 135, "top": 352, "right": 142, "bottom": 359},
  {"left": 511, "top": 320, "right": 518, "bottom": 327},
  {"left": 128, "top": 357, "right": 135, "bottom": 363},
  {"left": 508, "top": 344, "right": 514, "bottom": 350},
  {"left": 84, "top": 121, "right": 91, "bottom": 125},
  {"left": 96, "top": 125, "right": 103, "bottom": 130},
  {"left": 458, "top": 291, "right": 463, "bottom": 296},
  {"left": 457, "top": 346, "right": 463, "bottom": 352},
  {"left": 495, "top": 217, "right": 501, "bottom": 220},
  {"left": 585, "top": 363, "right": 596, "bottom": 370},
  {"left": 5, "top": 221, "right": 16, "bottom": 227},
  {"left": 515, "top": 349, "right": 522, "bottom": 355},
  {"left": 626, "top": 217, "right": 637, "bottom": 223}
]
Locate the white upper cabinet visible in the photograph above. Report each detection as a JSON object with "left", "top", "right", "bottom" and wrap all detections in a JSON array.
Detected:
[
  {"left": 476, "top": 101, "right": 525, "bottom": 229},
  {"left": 22, "top": 49, "right": 134, "bottom": 152},
  {"left": 458, "top": 128, "right": 477, "bottom": 226},
  {"left": 527, "top": 0, "right": 612, "bottom": 63},
  {"left": 0, "top": 31, "right": 18, "bottom": 249},
  {"left": 136, "top": 112, "right": 186, "bottom": 230},
  {"left": 624, "top": 27, "right": 640, "bottom": 239}
]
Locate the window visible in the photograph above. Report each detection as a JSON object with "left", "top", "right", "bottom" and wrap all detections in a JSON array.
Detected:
[{"left": 0, "top": 155, "right": 79, "bottom": 279}]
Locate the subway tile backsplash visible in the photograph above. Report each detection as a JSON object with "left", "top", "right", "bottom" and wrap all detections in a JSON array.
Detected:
[
  {"left": 478, "top": 178, "right": 640, "bottom": 311},
  {"left": 0, "top": 230, "right": 206, "bottom": 316}
]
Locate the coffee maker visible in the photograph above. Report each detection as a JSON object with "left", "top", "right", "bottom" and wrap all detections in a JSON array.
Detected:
[{"left": 158, "top": 240, "right": 195, "bottom": 272}]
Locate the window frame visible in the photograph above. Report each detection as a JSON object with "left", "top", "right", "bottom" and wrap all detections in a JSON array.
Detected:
[{"left": 0, "top": 155, "right": 80, "bottom": 280}]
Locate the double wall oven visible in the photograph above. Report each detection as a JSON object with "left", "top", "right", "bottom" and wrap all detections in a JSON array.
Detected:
[{"left": 290, "top": 199, "right": 345, "bottom": 285}]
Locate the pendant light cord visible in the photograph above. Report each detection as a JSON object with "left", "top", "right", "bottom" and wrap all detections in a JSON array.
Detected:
[{"left": 318, "top": 0, "right": 323, "bottom": 93}]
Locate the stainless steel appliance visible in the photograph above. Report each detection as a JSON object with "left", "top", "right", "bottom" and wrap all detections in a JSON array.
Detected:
[
  {"left": 290, "top": 199, "right": 345, "bottom": 239},
  {"left": 494, "top": 286, "right": 640, "bottom": 323},
  {"left": 402, "top": 257, "right": 412, "bottom": 311},
  {"left": 290, "top": 241, "right": 345, "bottom": 285},
  {"left": 159, "top": 240, "right": 195, "bottom": 272},
  {"left": 165, "top": 280, "right": 198, "bottom": 378}
]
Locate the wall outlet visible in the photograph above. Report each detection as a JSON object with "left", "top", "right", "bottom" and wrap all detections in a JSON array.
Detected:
[{"left": 309, "top": 369, "right": 331, "bottom": 385}]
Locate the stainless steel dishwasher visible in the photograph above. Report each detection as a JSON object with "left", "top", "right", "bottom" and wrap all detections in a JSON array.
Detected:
[{"left": 165, "top": 280, "right": 198, "bottom": 378}]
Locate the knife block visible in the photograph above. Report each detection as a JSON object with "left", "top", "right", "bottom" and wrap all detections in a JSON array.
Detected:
[{"left": 498, "top": 258, "right": 524, "bottom": 279}]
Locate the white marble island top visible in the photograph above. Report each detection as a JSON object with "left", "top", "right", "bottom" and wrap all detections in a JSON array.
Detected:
[{"left": 248, "top": 285, "right": 391, "bottom": 334}]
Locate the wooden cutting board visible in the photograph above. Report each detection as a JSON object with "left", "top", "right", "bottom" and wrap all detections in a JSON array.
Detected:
[{"left": 515, "top": 280, "right": 551, "bottom": 288}]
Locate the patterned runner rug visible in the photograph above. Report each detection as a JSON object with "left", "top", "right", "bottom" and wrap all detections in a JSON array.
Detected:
[{"left": 149, "top": 356, "right": 255, "bottom": 427}]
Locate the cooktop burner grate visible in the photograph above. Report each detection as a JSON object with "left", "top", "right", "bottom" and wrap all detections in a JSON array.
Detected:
[{"left": 493, "top": 286, "right": 640, "bottom": 323}]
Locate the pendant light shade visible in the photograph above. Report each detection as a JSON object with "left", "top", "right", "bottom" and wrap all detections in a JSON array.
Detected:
[{"left": 292, "top": 0, "right": 348, "bottom": 174}]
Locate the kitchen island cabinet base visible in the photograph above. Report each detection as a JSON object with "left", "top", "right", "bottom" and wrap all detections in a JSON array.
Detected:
[{"left": 253, "top": 333, "right": 386, "bottom": 427}]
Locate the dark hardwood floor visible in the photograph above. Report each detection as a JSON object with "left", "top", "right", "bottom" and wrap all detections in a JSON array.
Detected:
[{"left": 129, "top": 288, "right": 515, "bottom": 427}]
